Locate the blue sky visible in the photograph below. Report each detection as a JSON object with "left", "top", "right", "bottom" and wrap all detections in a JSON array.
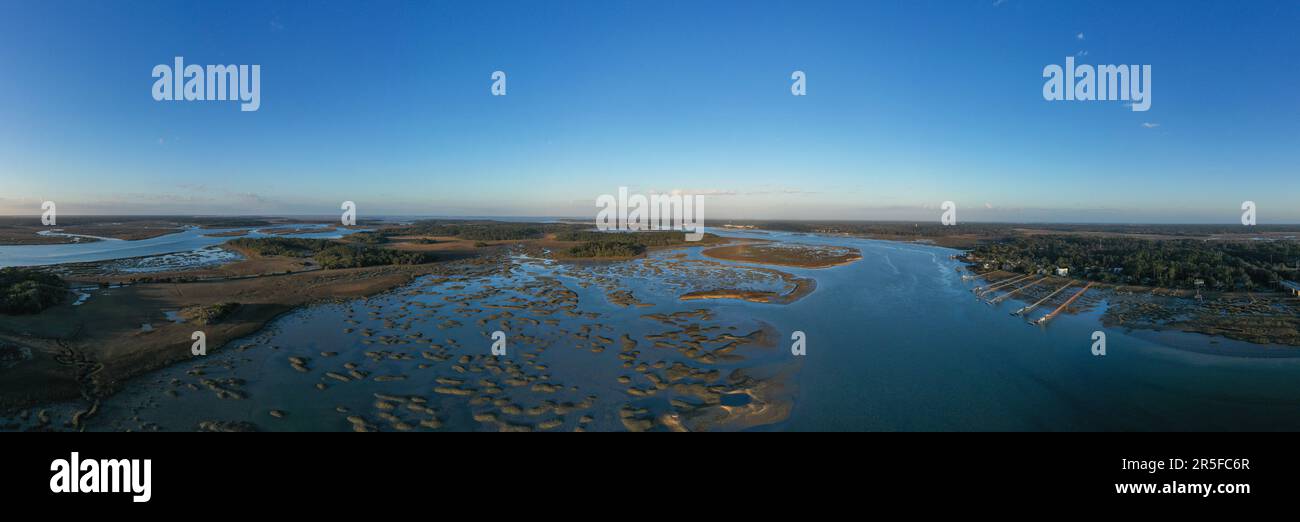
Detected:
[{"left": 1, "top": 0, "right": 1297, "bottom": 222}]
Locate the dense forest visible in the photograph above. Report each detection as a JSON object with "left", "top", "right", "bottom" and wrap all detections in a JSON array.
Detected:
[
  {"left": 345, "top": 231, "right": 390, "bottom": 244},
  {"left": 228, "top": 237, "right": 430, "bottom": 268},
  {"left": 971, "top": 236, "right": 1300, "bottom": 290},
  {"left": 563, "top": 230, "right": 714, "bottom": 258},
  {"left": 0, "top": 268, "right": 68, "bottom": 314},
  {"left": 567, "top": 238, "right": 647, "bottom": 257},
  {"left": 313, "top": 244, "right": 430, "bottom": 268},
  {"left": 228, "top": 237, "right": 330, "bottom": 256},
  {"left": 343, "top": 221, "right": 553, "bottom": 243}
]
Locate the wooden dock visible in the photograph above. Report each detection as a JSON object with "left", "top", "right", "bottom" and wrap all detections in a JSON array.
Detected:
[
  {"left": 975, "top": 273, "right": 1033, "bottom": 296},
  {"left": 1013, "top": 281, "right": 1074, "bottom": 317},
  {"left": 1032, "top": 282, "right": 1094, "bottom": 325},
  {"left": 988, "top": 276, "right": 1048, "bottom": 304}
]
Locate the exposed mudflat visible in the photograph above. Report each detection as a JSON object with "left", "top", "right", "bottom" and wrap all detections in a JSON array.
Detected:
[{"left": 2, "top": 246, "right": 804, "bottom": 432}]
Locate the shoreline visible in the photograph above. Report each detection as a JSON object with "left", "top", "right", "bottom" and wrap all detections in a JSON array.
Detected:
[
  {"left": 962, "top": 267, "right": 1300, "bottom": 349},
  {"left": 699, "top": 243, "right": 863, "bottom": 269},
  {"left": 680, "top": 274, "right": 817, "bottom": 305}
]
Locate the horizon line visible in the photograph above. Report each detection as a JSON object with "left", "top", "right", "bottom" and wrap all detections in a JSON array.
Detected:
[{"left": 2, "top": 213, "right": 1299, "bottom": 227}]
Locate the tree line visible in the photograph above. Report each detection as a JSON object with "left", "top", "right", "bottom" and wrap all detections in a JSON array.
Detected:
[
  {"left": 562, "top": 230, "right": 715, "bottom": 257},
  {"left": 0, "top": 268, "right": 68, "bottom": 314},
  {"left": 567, "top": 238, "right": 647, "bottom": 257},
  {"left": 972, "top": 236, "right": 1300, "bottom": 290},
  {"left": 228, "top": 237, "right": 430, "bottom": 269}
]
